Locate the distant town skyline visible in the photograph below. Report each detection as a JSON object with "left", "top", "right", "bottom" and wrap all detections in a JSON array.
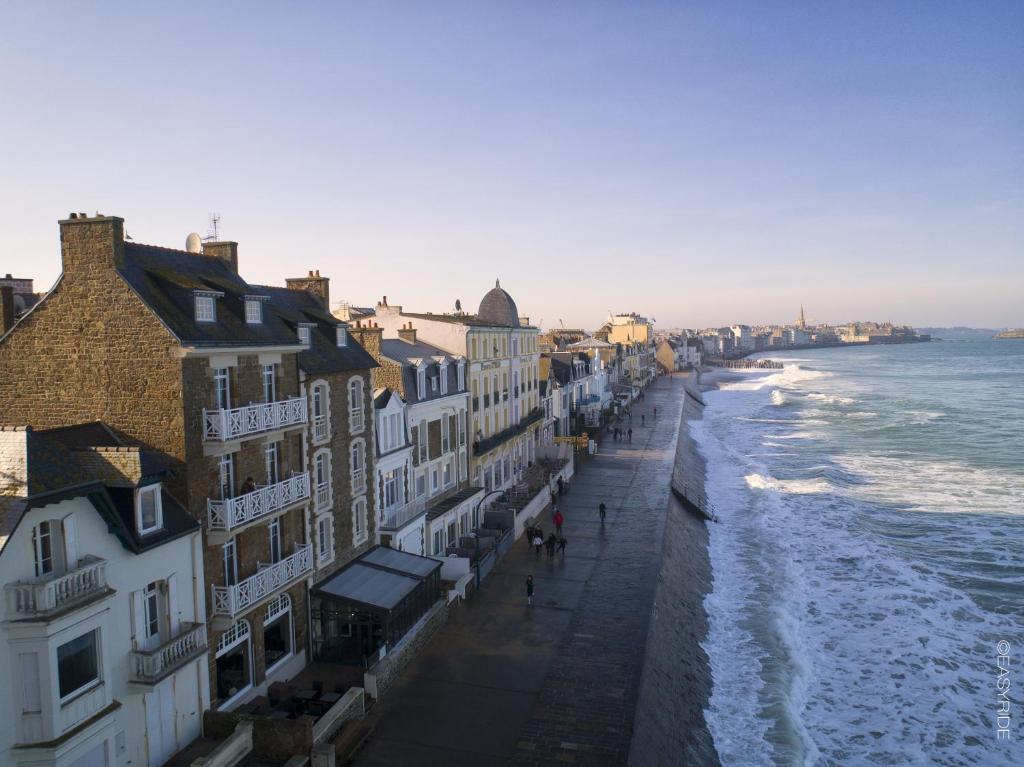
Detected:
[{"left": 2, "top": 2, "right": 1021, "bottom": 328}]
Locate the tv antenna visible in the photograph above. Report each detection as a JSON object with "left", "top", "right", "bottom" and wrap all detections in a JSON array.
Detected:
[{"left": 204, "top": 213, "right": 221, "bottom": 242}]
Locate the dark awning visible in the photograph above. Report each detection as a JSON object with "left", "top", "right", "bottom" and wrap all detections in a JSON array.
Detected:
[{"left": 311, "top": 545, "right": 442, "bottom": 612}]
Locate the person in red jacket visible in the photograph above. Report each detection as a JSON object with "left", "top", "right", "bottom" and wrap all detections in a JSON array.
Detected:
[{"left": 553, "top": 508, "right": 565, "bottom": 535}]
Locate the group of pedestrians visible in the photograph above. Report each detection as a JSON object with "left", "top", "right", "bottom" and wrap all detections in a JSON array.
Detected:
[
  {"left": 527, "top": 499, "right": 609, "bottom": 605},
  {"left": 611, "top": 425, "right": 633, "bottom": 442}
]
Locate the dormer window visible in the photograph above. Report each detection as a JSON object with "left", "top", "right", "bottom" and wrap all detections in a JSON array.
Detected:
[
  {"left": 336, "top": 326, "right": 348, "bottom": 347},
  {"left": 457, "top": 361, "right": 466, "bottom": 391},
  {"left": 416, "top": 366, "right": 427, "bottom": 400},
  {"left": 439, "top": 363, "right": 449, "bottom": 395},
  {"left": 195, "top": 295, "right": 216, "bottom": 322},
  {"left": 298, "top": 323, "right": 315, "bottom": 345},
  {"left": 245, "top": 300, "right": 262, "bottom": 324},
  {"left": 137, "top": 484, "right": 163, "bottom": 535}
]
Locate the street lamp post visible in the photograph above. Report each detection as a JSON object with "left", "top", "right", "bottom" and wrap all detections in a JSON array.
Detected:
[{"left": 472, "top": 489, "right": 506, "bottom": 590}]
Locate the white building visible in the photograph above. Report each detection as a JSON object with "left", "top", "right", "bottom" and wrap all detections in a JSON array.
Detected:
[
  {"left": 0, "top": 424, "right": 209, "bottom": 767},
  {"left": 372, "top": 390, "right": 421, "bottom": 554},
  {"left": 730, "top": 325, "right": 755, "bottom": 351}
]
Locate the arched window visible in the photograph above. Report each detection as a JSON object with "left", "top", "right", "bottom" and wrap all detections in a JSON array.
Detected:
[
  {"left": 312, "top": 380, "right": 330, "bottom": 442},
  {"left": 348, "top": 376, "right": 365, "bottom": 434},
  {"left": 350, "top": 438, "right": 366, "bottom": 495}
]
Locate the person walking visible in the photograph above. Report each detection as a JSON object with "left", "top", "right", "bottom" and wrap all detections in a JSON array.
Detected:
[
  {"left": 641, "top": 414, "right": 645, "bottom": 426},
  {"left": 599, "top": 501, "right": 607, "bottom": 523},
  {"left": 654, "top": 406, "right": 658, "bottom": 420},
  {"left": 627, "top": 427, "right": 633, "bottom": 442},
  {"left": 526, "top": 575, "right": 534, "bottom": 606},
  {"left": 553, "top": 508, "right": 564, "bottom": 535},
  {"left": 533, "top": 531, "right": 544, "bottom": 555},
  {"left": 557, "top": 536, "right": 567, "bottom": 556},
  {"left": 557, "top": 476, "right": 564, "bottom": 496},
  {"left": 545, "top": 533, "right": 557, "bottom": 557}
]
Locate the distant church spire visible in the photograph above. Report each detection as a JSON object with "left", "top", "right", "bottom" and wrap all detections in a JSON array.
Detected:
[{"left": 798, "top": 305, "right": 807, "bottom": 329}]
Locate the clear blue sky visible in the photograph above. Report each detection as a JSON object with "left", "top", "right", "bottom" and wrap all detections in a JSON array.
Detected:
[{"left": 2, "top": 1, "right": 1021, "bottom": 329}]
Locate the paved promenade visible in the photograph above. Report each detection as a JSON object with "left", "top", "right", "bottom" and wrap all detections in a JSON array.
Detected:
[{"left": 353, "top": 377, "right": 685, "bottom": 767}]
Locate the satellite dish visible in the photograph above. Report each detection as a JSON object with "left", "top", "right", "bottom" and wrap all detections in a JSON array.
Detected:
[
  {"left": 185, "top": 232, "right": 203, "bottom": 253},
  {"left": 455, "top": 299, "right": 462, "bottom": 312}
]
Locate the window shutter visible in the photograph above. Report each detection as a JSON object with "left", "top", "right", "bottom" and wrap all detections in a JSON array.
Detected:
[
  {"left": 166, "top": 574, "right": 180, "bottom": 635},
  {"left": 130, "top": 589, "right": 146, "bottom": 650},
  {"left": 61, "top": 514, "right": 78, "bottom": 571}
]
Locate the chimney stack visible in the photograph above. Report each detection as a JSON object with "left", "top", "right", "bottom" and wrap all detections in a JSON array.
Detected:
[
  {"left": 397, "top": 321, "right": 417, "bottom": 344},
  {"left": 350, "top": 320, "right": 383, "bottom": 359},
  {"left": 285, "top": 270, "right": 330, "bottom": 309},
  {"left": 0, "top": 285, "right": 15, "bottom": 336},
  {"left": 201, "top": 241, "right": 239, "bottom": 273},
  {"left": 59, "top": 213, "right": 126, "bottom": 276}
]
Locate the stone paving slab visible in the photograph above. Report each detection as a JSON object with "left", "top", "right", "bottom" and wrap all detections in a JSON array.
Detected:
[{"left": 353, "top": 378, "right": 685, "bottom": 767}]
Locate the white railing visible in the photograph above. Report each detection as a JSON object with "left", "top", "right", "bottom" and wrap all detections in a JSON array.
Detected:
[
  {"left": 203, "top": 396, "right": 307, "bottom": 442},
  {"left": 379, "top": 497, "right": 427, "bottom": 531},
  {"left": 192, "top": 720, "right": 253, "bottom": 767},
  {"left": 313, "top": 687, "right": 365, "bottom": 745},
  {"left": 207, "top": 473, "right": 311, "bottom": 532},
  {"left": 349, "top": 408, "right": 364, "bottom": 434},
  {"left": 6, "top": 556, "right": 108, "bottom": 617},
  {"left": 315, "top": 482, "right": 331, "bottom": 511},
  {"left": 210, "top": 544, "right": 313, "bottom": 618},
  {"left": 131, "top": 623, "right": 207, "bottom": 683},
  {"left": 313, "top": 414, "right": 329, "bottom": 442},
  {"left": 352, "top": 468, "right": 366, "bottom": 495}
]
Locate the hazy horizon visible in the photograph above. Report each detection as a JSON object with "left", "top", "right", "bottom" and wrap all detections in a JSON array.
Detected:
[{"left": 2, "top": 1, "right": 1021, "bottom": 329}]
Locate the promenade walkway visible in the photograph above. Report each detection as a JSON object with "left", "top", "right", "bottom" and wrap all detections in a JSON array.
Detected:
[{"left": 353, "top": 377, "right": 685, "bottom": 767}]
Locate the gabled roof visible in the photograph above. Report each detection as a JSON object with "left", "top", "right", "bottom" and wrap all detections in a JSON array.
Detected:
[
  {"left": 118, "top": 243, "right": 301, "bottom": 347},
  {"left": 256, "top": 285, "right": 378, "bottom": 374},
  {"left": 379, "top": 339, "right": 463, "bottom": 406}
]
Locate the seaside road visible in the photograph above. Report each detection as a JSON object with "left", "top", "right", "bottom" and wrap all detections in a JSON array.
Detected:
[{"left": 352, "top": 377, "right": 686, "bottom": 767}]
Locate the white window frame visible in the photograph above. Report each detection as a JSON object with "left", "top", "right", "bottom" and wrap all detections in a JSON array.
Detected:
[
  {"left": 349, "top": 377, "right": 365, "bottom": 434},
  {"left": 144, "top": 581, "right": 161, "bottom": 639},
  {"left": 317, "top": 515, "right": 334, "bottom": 565},
  {"left": 195, "top": 294, "right": 216, "bottom": 323},
  {"left": 336, "top": 326, "right": 348, "bottom": 347},
  {"left": 215, "top": 619, "right": 252, "bottom": 711},
  {"left": 298, "top": 325, "right": 312, "bottom": 345},
  {"left": 268, "top": 518, "right": 282, "bottom": 564},
  {"left": 440, "top": 363, "right": 449, "bottom": 395},
  {"left": 457, "top": 362, "right": 465, "bottom": 391},
  {"left": 56, "top": 629, "right": 102, "bottom": 704},
  {"left": 245, "top": 300, "right": 262, "bottom": 324},
  {"left": 350, "top": 438, "right": 366, "bottom": 495},
  {"left": 214, "top": 367, "right": 231, "bottom": 410},
  {"left": 312, "top": 380, "right": 330, "bottom": 443},
  {"left": 416, "top": 367, "right": 427, "bottom": 400},
  {"left": 353, "top": 498, "right": 368, "bottom": 545},
  {"left": 32, "top": 520, "right": 55, "bottom": 577},
  {"left": 136, "top": 484, "right": 163, "bottom": 535},
  {"left": 223, "top": 540, "right": 238, "bottom": 587},
  {"left": 314, "top": 449, "right": 332, "bottom": 511},
  {"left": 263, "top": 594, "right": 293, "bottom": 676},
  {"left": 262, "top": 363, "right": 276, "bottom": 403}
]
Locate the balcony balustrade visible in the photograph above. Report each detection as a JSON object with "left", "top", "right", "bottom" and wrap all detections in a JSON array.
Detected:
[
  {"left": 130, "top": 622, "right": 208, "bottom": 684},
  {"left": 207, "top": 473, "right": 310, "bottom": 533},
  {"left": 315, "top": 482, "right": 331, "bottom": 511},
  {"left": 6, "top": 556, "right": 109, "bottom": 618},
  {"left": 352, "top": 469, "right": 367, "bottom": 495},
  {"left": 378, "top": 497, "right": 427, "bottom": 532},
  {"left": 210, "top": 544, "right": 313, "bottom": 619},
  {"left": 203, "top": 397, "right": 307, "bottom": 442},
  {"left": 313, "top": 414, "right": 329, "bottom": 442}
]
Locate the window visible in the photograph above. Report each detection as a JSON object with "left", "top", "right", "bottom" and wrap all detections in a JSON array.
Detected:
[
  {"left": 431, "top": 375, "right": 438, "bottom": 393},
  {"left": 315, "top": 451, "right": 331, "bottom": 510},
  {"left": 471, "top": 337, "right": 477, "bottom": 358},
  {"left": 265, "top": 442, "right": 279, "bottom": 485},
  {"left": 442, "top": 416, "right": 450, "bottom": 452},
  {"left": 268, "top": 519, "right": 282, "bottom": 564},
  {"left": 58, "top": 630, "right": 100, "bottom": 700},
  {"left": 214, "top": 368, "right": 231, "bottom": 410},
  {"left": 458, "top": 362, "right": 466, "bottom": 391},
  {"left": 219, "top": 453, "right": 235, "bottom": 500},
  {"left": 264, "top": 595, "right": 292, "bottom": 673},
  {"left": 418, "top": 419, "right": 428, "bottom": 462},
  {"left": 384, "top": 469, "right": 402, "bottom": 509},
  {"left": 458, "top": 410, "right": 466, "bottom": 446},
  {"left": 416, "top": 473, "right": 426, "bottom": 497},
  {"left": 262, "top": 364, "right": 276, "bottom": 402},
  {"left": 433, "top": 529, "right": 443, "bottom": 555},
  {"left": 144, "top": 581, "right": 161, "bottom": 639},
  {"left": 137, "top": 484, "right": 163, "bottom": 535},
  {"left": 443, "top": 461, "right": 452, "bottom": 487},
  {"left": 317, "top": 516, "right": 333, "bottom": 563},
  {"left": 32, "top": 521, "right": 55, "bottom": 577},
  {"left": 216, "top": 620, "right": 252, "bottom": 707},
  {"left": 417, "top": 368, "right": 427, "bottom": 400},
  {"left": 298, "top": 325, "right": 312, "bottom": 345},
  {"left": 336, "top": 326, "right": 348, "bottom": 347},
  {"left": 245, "top": 300, "right": 262, "bottom": 324},
  {"left": 312, "top": 381, "right": 329, "bottom": 442},
  {"left": 195, "top": 295, "right": 216, "bottom": 323},
  {"left": 353, "top": 498, "right": 367, "bottom": 543},
  {"left": 431, "top": 468, "right": 439, "bottom": 493},
  {"left": 440, "top": 364, "right": 449, "bottom": 394},
  {"left": 349, "top": 377, "right": 365, "bottom": 433},
  {"left": 351, "top": 440, "right": 366, "bottom": 494},
  {"left": 223, "top": 540, "right": 238, "bottom": 586}
]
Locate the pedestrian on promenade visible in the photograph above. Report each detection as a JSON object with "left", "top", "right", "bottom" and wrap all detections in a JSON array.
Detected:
[
  {"left": 526, "top": 575, "right": 534, "bottom": 606},
  {"left": 627, "top": 427, "right": 633, "bottom": 442},
  {"left": 641, "top": 414, "right": 645, "bottom": 426},
  {"left": 599, "top": 502, "right": 607, "bottom": 523},
  {"left": 533, "top": 531, "right": 544, "bottom": 555},
  {"left": 654, "top": 407, "right": 657, "bottom": 420},
  {"left": 545, "top": 534, "right": 557, "bottom": 557},
  {"left": 553, "top": 509, "right": 564, "bottom": 535},
  {"left": 557, "top": 476, "right": 564, "bottom": 496},
  {"left": 557, "top": 537, "right": 567, "bottom": 556}
]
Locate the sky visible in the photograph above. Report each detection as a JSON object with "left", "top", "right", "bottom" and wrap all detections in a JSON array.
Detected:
[{"left": 1, "top": 1, "right": 1021, "bottom": 329}]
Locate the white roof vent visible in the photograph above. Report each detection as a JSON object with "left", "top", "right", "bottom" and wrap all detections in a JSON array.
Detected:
[{"left": 185, "top": 232, "right": 203, "bottom": 253}]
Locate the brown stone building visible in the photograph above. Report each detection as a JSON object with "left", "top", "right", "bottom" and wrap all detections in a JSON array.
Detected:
[{"left": 0, "top": 213, "right": 375, "bottom": 712}]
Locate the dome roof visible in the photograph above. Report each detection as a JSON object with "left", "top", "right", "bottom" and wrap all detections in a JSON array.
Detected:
[{"left": 477, "top": 279, "right": 520, "bottom": 327}]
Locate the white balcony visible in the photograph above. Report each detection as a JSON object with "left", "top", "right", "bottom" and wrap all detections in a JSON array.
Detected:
[
  {"left": 130, "top": 622, "right": 208, "bottom": 684},
  {"left": 352, "top": 468, "right": 366, "bottom": 496},
  {"left": 313, "top": 414, "right": 329, "bottom": 442},
  {"left": 315, "top": 482, "right": 331, "bottom": 511},
  {"left": 210, "top": 544, "right": 313, "bottom": 620},
  {"left": 379, "top": 497, "right": 427, "bottom": 532},
  {"left": 5, "top": 556, "right": 109, "bottom": 619},
  {"left": 208, "top": 473, "right": 311, "bottom": 533},
  {"left": 203, "top": 396, "right": 308, "bottom": 442}
]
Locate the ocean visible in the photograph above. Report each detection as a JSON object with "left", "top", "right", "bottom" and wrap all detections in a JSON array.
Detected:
[{"left": 692, "top": 340, "right": 1024, "bottom": 766}]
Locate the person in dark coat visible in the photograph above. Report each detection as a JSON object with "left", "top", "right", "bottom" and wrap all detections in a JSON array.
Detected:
[
  {"left": 599, "top": 502, "right": 607, "bottom": 523},
  {"left": 545, "top": 534, "right": 557, "bottom": 557},
  {"left": 557, "top": 536, "right": 567, "bottom": 556},
  {"left": 526, "top": 574, "right": 534, "bottom": 605},
  {"left": 627, "top": 427, "right": 633, "bottom": 442},
  {"left": 557, "top": 476, "right": 564, "bottom": 495}
]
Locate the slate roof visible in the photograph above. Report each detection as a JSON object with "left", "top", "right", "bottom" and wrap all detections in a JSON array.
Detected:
[
  {"left": 117, "top": 243, "right": 302, "bottom": 348},
  {"left": 477, "top": 281, "right": 520, "bottom": 327},
  {"left": 425, "top": 486, "right": 485, "bottom": 521},
  {"left": 0, "top": 423, "right": 198, "bottom": 554},
  {"left": 379, "top": 338, "right": 463, "bottom": 406},
  {"left": 255, "top": 285, "right": 378, "bottom": 375}
]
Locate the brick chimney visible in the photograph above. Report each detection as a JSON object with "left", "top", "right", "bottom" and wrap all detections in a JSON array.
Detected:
[
  {"left": 350, "top": 320, "right": 383, "bottom": 359},
  {"left": 59, "top": 213, "right": 125, "bottom": 276},
  {"left": 0, "top": 285, "right": 15, "bottom": 336},
  {"left": 285, "top": 270, "right": 330, "bottom": 309},
  {"left": 201, "top": 241, "right": 239, "bottom": 273},
  {"left": 397, "top": 321, "right": 417, "bottom": 344}
]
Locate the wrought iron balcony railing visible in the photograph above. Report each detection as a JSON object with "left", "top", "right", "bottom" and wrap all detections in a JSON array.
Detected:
[
  {"left": 207, "top": 473, "right": 310, "bottom": 533},
  {"left": 203, "top": 397, "right": 307, "bottom": 442}
]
